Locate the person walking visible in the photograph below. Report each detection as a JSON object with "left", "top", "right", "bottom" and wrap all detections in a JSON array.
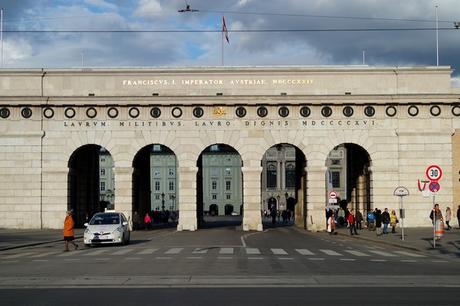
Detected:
[
  {"left": 327, "top": 212, "right": 337, "bottom": 235},
  {"left": 144, "top": 212, "right": 152, "bottom": 230},
  {"left": 355, "top": 210, "right": 363, "bottom": 230},
  {"left": 63, "top": 210, "right": 78, "bottom": 252},
  {"left": 375, "top": 208, "right": 382, "bottom": 236},
  {"left": 381, "top": 208, "right": 391, "bottom": 235},
  {"left": 457, "top": 205, "right": 460, "bottom": 229},
  {"left": 445, "top": 207, "right": 452, "bottom": 230},
  {"left": 390, "top": 210, "right": 398, "bottom": 233},
  {"left": 430, "top": 204, "right": 444, "bottom": 240},
  {"left": 347, "top": 209, "right": 358, "bottom": 235}
]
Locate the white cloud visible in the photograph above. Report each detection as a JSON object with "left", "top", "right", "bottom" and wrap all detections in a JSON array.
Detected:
[
  {"left": 84, "top": 0, "right": 118, "bottom": 11},
  {"left": 3, "top": 39, "right": 33, "bottom": 65},
  {"left": 134, "top": 0, "right": 163, "bottom": 18}
]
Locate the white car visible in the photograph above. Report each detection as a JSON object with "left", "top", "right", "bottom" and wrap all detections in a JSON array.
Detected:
[{"left": 84, "top": 212, "right": 130, "bottom": 246}]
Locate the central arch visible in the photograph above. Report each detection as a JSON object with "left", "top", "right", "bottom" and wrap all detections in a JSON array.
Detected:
[{"left": 196, "top": 143, "right": 243, "bottom": 229}]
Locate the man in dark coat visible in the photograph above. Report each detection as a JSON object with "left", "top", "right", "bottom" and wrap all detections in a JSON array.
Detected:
[
  {"left": 381, "top": 208, "right": 391, "bottom": 234},
  {"left": 374, "top": 208, "right": 383, "bottom": 236}
]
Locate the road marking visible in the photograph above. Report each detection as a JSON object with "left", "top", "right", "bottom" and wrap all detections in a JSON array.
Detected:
[
  {"left": 393, "top": 251, "right": 425, "bottom": 258},
  {"left": 165, "top": 248, "right": 183, "bottom": 254},
  {"left": 217, "top": 256, "right": 233, "bottom": 260},
  {"left": 192, "top": 248, "right": 209, "bottom": 254},
  {"left": 112, "top": 249, "right": 134, "bottom": 255},
  {"left": 32, "top": 259, "right": 49, "bottom": 262},
  {"left": 1, "top": 261, "right": 18, "bottom": 263},
  {"left": 370, "top": 259, "right": 387, "bottom": 262},
  {"left": 30, "top": 251, "right": 60, "bottom": 258},
  {"left": 63, "top": 259, "right": 80, "bottom": 261},
  {"left": 368, "top": 250, "right": 396, "bottom": 257},
  {"left": 271, "top": 248, "right": 288, "bottom": 255},
  {"left": 155, "top": 257, "right": 172, "bottom": 260},
  {"left": 94, "top": 258, "right": 109, "bottom": 261},
  {"left": 248, "top": 257, "right": 264, "bottom": 260},
  {"left": 340, "top": 259, "right": 356, "bottom": 261},
  {"left": 125, "top": 257, "right": 141, "bottom": 260},
  {"left": 295, "top": 249, "right": 314, "bottom": 256},
  {"left": 400, "top": 259, "right": 417, "bottom": 263},
  {"left": 219, "top": 248, "right": 234, "bottom": 255},
  {"left": 245, "top": 248, "right": 261, "bottom": 255},
  {"left": 83, "top": 250, "right": 109, "bottom": 256},
  {"left": 278, "top": 257, "right": 294, "bottom": 260},
  {"left": 308, "top": 258, "right": 325, "bottom": 261},
  {"left": 432, "top": 260, "right": 449, "bottom": 263},
  {"left": 137, "top": 248, "right": 158, "bottom": 255},
  {"left": 319, "top": 249, "right": 342, "bottom": 256},
  {"left": 2, "top": 252, "right": 35, "bottom": 259},
  {"left": 186, "top": 257, "right": 203, "bottom": 260},
  {"left": 344, "top": 250, "right": 370, "bottom": 257}
]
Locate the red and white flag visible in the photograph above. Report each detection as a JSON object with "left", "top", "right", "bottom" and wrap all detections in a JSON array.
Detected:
[{"left": 222, "top": 16, "right": 229, "bottom": 43}]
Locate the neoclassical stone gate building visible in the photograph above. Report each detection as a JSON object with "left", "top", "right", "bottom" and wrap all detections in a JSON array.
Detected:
[{"left": 1, "top": 66, "right": 460, "bottom": 230}]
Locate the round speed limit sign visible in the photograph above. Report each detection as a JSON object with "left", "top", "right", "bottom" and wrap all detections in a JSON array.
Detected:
[{"left": 426, "top": 165, "right": 443, "bottom": 181}]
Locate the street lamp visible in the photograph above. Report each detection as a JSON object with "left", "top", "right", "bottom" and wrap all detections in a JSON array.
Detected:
[
  {"left": 171, "top": 194, "right": 176, "bottom": 211},
  {"left": 161, "top": 192, "right": 165, "bottom": 211}
]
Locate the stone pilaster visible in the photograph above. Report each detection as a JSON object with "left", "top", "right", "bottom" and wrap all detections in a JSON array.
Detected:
[
  {"left": 177, "top": 166, "right": 198, "bottom": 231},
  {"left": 42, "top": 167, "right": 68, "bottom": 229},
  {"left": 306, "top": 165, "right": 328, "bottom": 232},
  {"left": 242, "top": 166, "right": 263, "bottom": 231},
  {"left": 114, "top": 166, "right": 133, "bottom": 221}
]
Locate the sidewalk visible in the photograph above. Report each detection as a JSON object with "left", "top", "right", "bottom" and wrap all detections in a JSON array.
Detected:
[
  {"left": 335, "top": 225, "right": 460, "bottom": 258},
  {"left": 0, "top": 228, "right": 84, "bottom": 251}
]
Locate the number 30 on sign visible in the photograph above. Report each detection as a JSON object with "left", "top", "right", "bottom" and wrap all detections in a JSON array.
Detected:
[{"left": 426, "top": 165, "right": 443, "bottom": 181}]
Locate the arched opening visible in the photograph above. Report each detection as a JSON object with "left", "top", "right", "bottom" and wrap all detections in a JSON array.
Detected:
[
  {"left": 196, "top": 144, "right": 243, "bottom": 229},
  {"left": 261, "top": 143, "right": 307, "bottom": 228},
  {"left": 68, "top": 145, "right": 114, "bottom": 227},
  {"left": 325, "top": 143, "right": 372, "bottom": 228},
  {"left": 132, "top": 144, "right": 178, "bottom": 230}
]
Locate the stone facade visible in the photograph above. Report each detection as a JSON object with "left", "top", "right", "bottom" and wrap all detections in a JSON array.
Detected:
[{"left": 1, "top": 66, "right": 460, "bottom": 230}]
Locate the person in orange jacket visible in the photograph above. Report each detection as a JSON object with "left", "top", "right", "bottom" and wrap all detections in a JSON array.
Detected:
[{"left": 63, "top": 210, "right": 78, "bottom": 251}]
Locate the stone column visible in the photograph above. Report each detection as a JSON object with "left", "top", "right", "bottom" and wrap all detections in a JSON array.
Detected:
[
  {"left": 306, "top": 165, "right": 328, "bottom": 232},
  {"left": 114, "top": 166, "right": 133, "bottom": 223},
  {"left": 242, "top": 166, "right": 263, "bottom": 231},
  {"left": 357, "top": 174, "right": 366, "bottom": 212},
  {"left": 294, "top": 172, "right": 306, "bottom": 229},
  {"left": 177, "top": 166, "right": 198, "bottom": 231}
]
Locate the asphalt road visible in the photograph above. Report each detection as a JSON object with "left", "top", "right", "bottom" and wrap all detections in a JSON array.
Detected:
[{"left": 0, "top": 226, "right": 459, "bottom": 305}]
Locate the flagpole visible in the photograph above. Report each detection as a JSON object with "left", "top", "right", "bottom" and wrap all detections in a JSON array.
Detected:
[
  {"left": 221, "top": 15, "right": 224, "bottom": 66},
  {"left": 435, "top": 5, "right": 439, "bottom": 66},
  {"left": 1, "top": 8, "right": 4, "bottom": 68}
]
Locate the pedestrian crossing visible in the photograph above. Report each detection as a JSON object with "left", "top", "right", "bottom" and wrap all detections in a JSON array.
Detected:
[{"left": 0, "top": 246, "right": 432, "bottom": 263}]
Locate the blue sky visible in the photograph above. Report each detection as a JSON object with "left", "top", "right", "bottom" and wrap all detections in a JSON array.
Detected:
[{"left": 1, "top": 0, "right": 460, "bottom": 80}]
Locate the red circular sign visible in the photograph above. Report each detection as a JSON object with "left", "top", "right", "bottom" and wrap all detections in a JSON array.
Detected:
[
  {"left": 429, "top": 181, "right": 441, "bottom": 192},
  {"left": 426, "top": 165, "right": 442, "bottom": 181},
  {"left": 329, "top": 191, "right": 337, "bottom": 199}
]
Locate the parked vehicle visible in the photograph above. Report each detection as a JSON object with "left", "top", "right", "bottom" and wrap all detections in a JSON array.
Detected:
[{"left": 84, "top": 212, "right": 130, "bottom": 246}]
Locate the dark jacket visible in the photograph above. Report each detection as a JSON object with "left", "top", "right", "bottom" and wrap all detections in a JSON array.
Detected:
[
  {"left": 381, "top": 211, "right": 390, "bottom": 224},
  {"left": 375, "top": 210, "right": 382, "bottom": 227}
]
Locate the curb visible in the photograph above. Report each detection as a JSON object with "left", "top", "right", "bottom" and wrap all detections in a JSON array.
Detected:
[{"left": 335, "top": 230, "right": 424, "bottom": 252}]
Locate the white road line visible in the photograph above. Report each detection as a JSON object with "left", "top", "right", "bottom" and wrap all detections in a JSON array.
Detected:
[
  {"left": 32, "top": 259, "right": 49, "bottom": 262},
  {"left": 165, "top": 248, "right": 183, "bottom": 254},
  {"left": 63, "top": 259, "right": 80, "bottom": 261},
  {"left": 125, "top": 257, "right": 141, "bottom": 260},
  {"left": 308, "top": 258, "right": 325, "bottom": 261},
  {"left": 344, "top": 250, "right": 370, "bottom": 257},
  {"left": 340, "top": 259, "right": 356, "bottom": 261},
  {"left": 137, "top": 248, "right": 158, "bottom": 255},
  {"left": 217, "top": 257, "right": 233, "bottom": 260},
  {"left": 295, "top": 249, "right": 314, "bottom": 256},
  {"left": 368, "top": 250, "right": 397, "bottom": 257},
  {"left": 248, "top": 257, "right": 264, "bottom": 260},
  {"left": 319, "top": 249, "right": 342, "bottom": 256},
  {"left": 155, "top": 257, "right": 172, "bottom": 260},
  {"left": 30, "top": 251, "right": 60, "bottom": 258},
  {"left": 278, "top": 257, "right": 294, "bottom": 260},
  {"left": 83, "top": 250, "right": 109, "bottom": 256},
  {"left": 112, "top": 249, "right": 134, "bottom": 255},
  {"left": 1, "top": 261, "right": 18, "bottom": 263},
  {"left": 219, "top": 248, "right": 234, "bottom": 255},
  {"left": 245, "top": 248, "right": 261, "bottom": 255},
  {"left": 186, "top": 257, "right": 203, "bottom": 259},
  {"left": 393, "top": 251, "right": 425, "bottom": 258},
  {"left": 370, "top": 259, "right": 387, "bottom": 262},
  {"left": 2, "top": 252, "right": 35, "bottom": 259},
  {"left": 400, "top": 259, "right": 417, "bottom": 263},
  {"left": 192, "top": 248, "right": 209, "bottom": 254},
  {"left": 271, "top": 248, "right": 288, "bottom": 255},
  {"left": 432, "top": 260, "right": 449, "bottom": 263}
]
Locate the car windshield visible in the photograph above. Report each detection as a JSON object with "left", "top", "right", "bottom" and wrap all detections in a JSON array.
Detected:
[{"left": 89, "top": 213, "right": 120, "bottom": 225}]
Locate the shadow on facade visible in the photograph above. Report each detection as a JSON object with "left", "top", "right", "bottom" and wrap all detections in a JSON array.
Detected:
[{"left": 196, "top": 144, "right": 243, "bottom": 229}]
